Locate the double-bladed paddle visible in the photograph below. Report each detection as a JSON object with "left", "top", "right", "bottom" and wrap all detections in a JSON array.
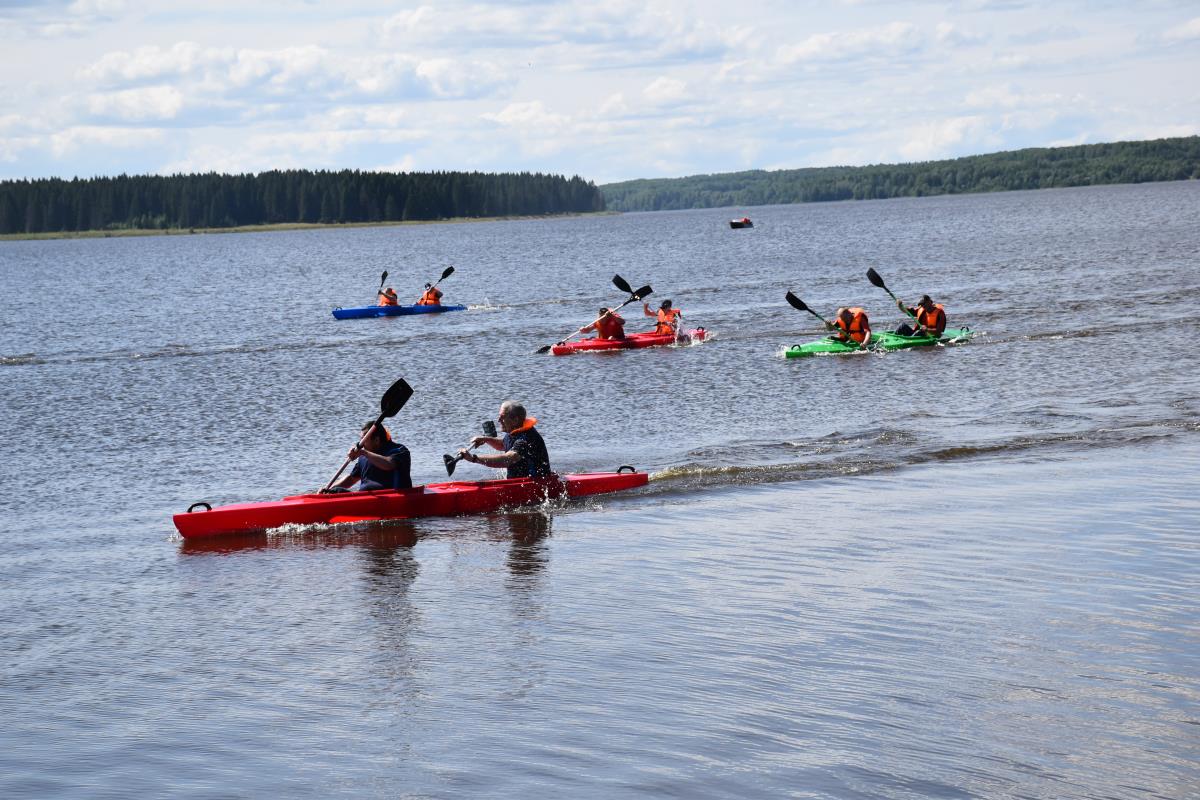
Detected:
[
  {"left": 429, "top": 265, "right": 454, "bottom": 289},
  {"left": 534, "top": 274, "right": 653, "bottom": 354},
  {"left": 322, "top": 378, "right": 414, "bottom": 492},
  {"left": 442, "top": 420, "right": 499, "bottom": 476}
]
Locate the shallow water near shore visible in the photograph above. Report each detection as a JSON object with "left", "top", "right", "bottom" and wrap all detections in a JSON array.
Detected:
[{"left": 2, "top": 181, "right": 1199, "bottom": 797}]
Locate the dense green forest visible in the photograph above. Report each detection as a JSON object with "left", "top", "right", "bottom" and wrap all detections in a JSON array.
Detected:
[
  {"left": 0, "top": 170, "right": 605, "bottom": 235},
  {"left": 601, "top": 136, "right": 1200, "bottom": 212}
]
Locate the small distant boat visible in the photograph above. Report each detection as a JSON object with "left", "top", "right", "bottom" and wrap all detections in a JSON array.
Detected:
[{"left": 730, "top": 217, "right": 753, "bottom": 229}]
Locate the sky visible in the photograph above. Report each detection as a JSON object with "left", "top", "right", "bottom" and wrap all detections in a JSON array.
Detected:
[{"left": 1, "top": 0, "right": 1198, "bottom": 185}]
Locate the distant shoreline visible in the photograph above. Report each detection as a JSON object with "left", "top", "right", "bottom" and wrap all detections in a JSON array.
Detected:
[{"left": 0, "top": 212, "right": 618, "bottom": 242}]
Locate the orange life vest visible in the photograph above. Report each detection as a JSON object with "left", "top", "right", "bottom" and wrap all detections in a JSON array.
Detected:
[
  {"left": 835, "top": 307, "right": 870, "bottom": 344},
  {"left": 655, "top": 308, "right": 681, "bottom": 335},
  {"left": 417, "top": 287, "right": 442, "bottom": 306},
  {"left": 915, "top": 303, "right": 945, "bottom": 335},
  {"left": 596, "top": 313, "right": 625, "bottom": 340},
  {"left": 379, "top": 290, "right": 398, "bottom": 306}
]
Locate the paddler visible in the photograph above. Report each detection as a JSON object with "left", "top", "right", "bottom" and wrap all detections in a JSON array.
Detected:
[
  {"left": 416, "top": 282, "right": 443, "bottom": 306},
  {"left": 579, "top": 307, "right": 626, "bottom": 340},
  {"left": 827, "top": 306, "right": 871, "bottom": 348},
  {"left": 894, "top": 295, "right": 946, "bottom": 337},
  {"left": 458, "top": 401, "right": 552, "bottom": 479},
  {"left": 644, "top": 299, "right": 682, "bottom": 335},
  {"left": 325, "top": 422, "right": 412, "bottom": 492},
  {"left": 378, "top": 287, "right": 399, "bottom": 306}
]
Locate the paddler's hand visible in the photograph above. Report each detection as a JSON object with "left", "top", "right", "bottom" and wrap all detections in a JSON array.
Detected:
[
  {"left": 468, "top": 436, "right": 487, "bottom": 448},
  {"left": 348, "top": 444, "right": 364, "bottom": 459},
  {"left": 458, "top": 448, "right": 476, "bottom": 463}
]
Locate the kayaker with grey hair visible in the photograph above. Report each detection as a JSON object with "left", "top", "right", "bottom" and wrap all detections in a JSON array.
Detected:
[{"left": 458, "top": 401, "right": 552, "bottom": 479}]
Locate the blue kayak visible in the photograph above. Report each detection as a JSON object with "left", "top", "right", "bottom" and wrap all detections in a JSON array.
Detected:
[{"left": 332, "top": 304, "right": 467, "bottom": 320}]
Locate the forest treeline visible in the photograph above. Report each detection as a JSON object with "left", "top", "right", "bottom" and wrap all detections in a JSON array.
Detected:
[
  {"left": 600, "top": 136, "right": 1200, "bottom": 212},
  {"left": 0, "top": 170, "right": 606, "bottom": 235}
]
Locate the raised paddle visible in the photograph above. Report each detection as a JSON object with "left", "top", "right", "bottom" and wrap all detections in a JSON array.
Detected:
[
  {"left": 430, "top": 265, "right": 454, "bottom": 287},
  {"left": 322, "top": 378, "right": 414, "bottom": 492},
  {"left": 784, "top": 290, "right": 831, "bottom": 327},
  {"left": 785, "top": 290, "right": 869, "bottom": 350},
  {"left": 442, "top": 420, "right": 498, "bottom": 476},
  {"left": 534, "top": 276, "right": 653, "bottom": 354},
  {"left": 375, "top": 270, "right": 389, "bottom": 301},
  {"left": 866, "top": 268, "right": 916, "bottom": 321}
]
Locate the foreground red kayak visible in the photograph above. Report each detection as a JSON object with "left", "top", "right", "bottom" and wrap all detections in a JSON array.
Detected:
[
  {"left": 174, "top": 470, "right": 648, "bottom": 539},
  {"left": 551, "top": 328, "right": 706, "bottom": 355}
]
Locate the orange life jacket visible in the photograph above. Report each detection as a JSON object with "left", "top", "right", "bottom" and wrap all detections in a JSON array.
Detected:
[
  {"left": 655, "top": 308, "right": 681, "bottom": 335},
  {"left": 509, "top": 417, "right": 538, "bottom": 435},
  {"left": 915, "top": 303, "right": 945, "bottom": 335},
  {"left": 835, "top": 307, "right": 870, "bottom": 344},
  {"left": 379, "top": 290, "right": 398, "bottom": 306},
  {"left": 417, "top": 287, "right": 442, "bottom": 306},
  {"left": 596, "top": 313, "right": 625, "bottom": 340}
]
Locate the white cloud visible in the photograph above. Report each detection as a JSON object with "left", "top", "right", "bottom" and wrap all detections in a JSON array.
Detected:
[
  {"left": 1163, "top": 17, "right": 1200, "bottom": 43},
  {"left": 87, "top": 86, "right": 184, "bottom": 121},
  {"left": 778, "top": 21, "right": 922, "bottom": 64},
  {"left": 935, "top": 22, "right": 984, "bottom": 46},
  {"left": 643, "top": 77, "right": 688, "bottom": 105},
  {"left": 49, "top": 125, "right": 167, "bottom": 157},
  {"left": 898, "top": 115, "right": 996, "bottom": 161}
]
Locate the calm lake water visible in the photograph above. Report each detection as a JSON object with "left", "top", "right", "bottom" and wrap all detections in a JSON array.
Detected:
[{"left": 2, "top": 181, "right": 1199, "bottom": 798}]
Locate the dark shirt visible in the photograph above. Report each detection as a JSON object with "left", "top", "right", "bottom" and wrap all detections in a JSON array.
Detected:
[
  {"left": 502, "top": 426, "right": 552, "bottom": 479},
  {"left": 350, "top": 442, "right": 412, "bottom": 490}
]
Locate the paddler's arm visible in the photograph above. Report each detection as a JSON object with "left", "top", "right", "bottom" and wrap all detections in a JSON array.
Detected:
[
  {"left": 859, "top": 323, "right": 872, "bottom": 349},
  {"left": 642, "top": 302, "right": 654, "bottom": 317},
  {"left": 467, "top": 435, "right": 505, "bottom": 451},
  {"left": 461, "top": 448, "right": 520, "bottom": 468},
  {"left": 349, "top": 444, "right": 397, "bottom": 471}
]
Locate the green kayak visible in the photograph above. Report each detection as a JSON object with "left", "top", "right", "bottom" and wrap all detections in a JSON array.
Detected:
[{"left": 784, "top": 328, "right": 974, "bottom": 358}]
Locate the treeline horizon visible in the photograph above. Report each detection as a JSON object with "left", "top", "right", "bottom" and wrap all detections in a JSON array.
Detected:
[
  {"left": 600, "top": 136, "right": 1200, "bottom": 212},
  {"left": 0, "top": 169, "right": 606, "bottom": 235}
]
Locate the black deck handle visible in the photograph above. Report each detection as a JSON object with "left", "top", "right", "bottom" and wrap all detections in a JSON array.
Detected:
[
  {"left": 617, "top": 465, "right": 636, "bottom": 473},
  {"left": 187, "top": 501, "right": 212, "bottom": 513}
]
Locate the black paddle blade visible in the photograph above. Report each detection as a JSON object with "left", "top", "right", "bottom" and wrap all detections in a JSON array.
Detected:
[
  {"left": 443, "top": 453, "right": 458, "bottom": 476},
  {"left": 633, "top": 284, "right": 652, "bottom": 301},
  {"left": 482, "top": 420, "right": 497, "bottom": 437},
  {"left": 380, "top": 378, "right": 414, "bottom": 417},
  {"left": 612, "top": 274, "right": 633, "bottom": 295},
  {"left": 785, "top": 291, "right": 809, "bottom": 312},
  {"left": 534, "top": 343, "right": 553, "bottom": 355},
  {"left": 380, "top": 270, "right": 388, "bottom": 284},
  {"left": 866, "top": 268, "right": 887, "bottom": 290},
  {"left": 440, "top": 265, "right": 454, "bottom": 281}
]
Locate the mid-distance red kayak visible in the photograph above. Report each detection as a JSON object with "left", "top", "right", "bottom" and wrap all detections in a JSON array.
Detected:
[
  {"left": 551, "top": 328, "right": 706, "bottom": 355},
  {"left": 174, "top": 470, "right": 648, "bottom": 539}
]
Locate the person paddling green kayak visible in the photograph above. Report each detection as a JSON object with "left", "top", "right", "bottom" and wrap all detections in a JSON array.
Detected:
[{"left": 893, "top": 294, "right": 946, "bottom": 337}]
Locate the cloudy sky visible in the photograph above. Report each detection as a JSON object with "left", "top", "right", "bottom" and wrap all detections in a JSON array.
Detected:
[{"left": 1, "top": 0, "right": 1197, "bottom": 184}]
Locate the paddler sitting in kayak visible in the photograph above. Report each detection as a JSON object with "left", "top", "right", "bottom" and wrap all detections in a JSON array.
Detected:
[
  {"left": 378, "top": 287, "right": 399, "bottom": 306},
  {"left": 826, "top": 306, "right": 871, "bottom": 348},
  {"left": 894, "top": 295, "right": 946, "bottom": 337},
  {"left": 326, "top": 422, "right": 412, "bottom": 492},
  {"left": 416, "top": 283, "right": 443, "bottom": 306},
  {"left": 579, "top": 307, "right": 626, "bottom": 340},
  {"left": 458, "top": 401, "right": 552, "bottom": 479},
  {"left": 644, "top": 299, "right": 682, "bottom": 335}
]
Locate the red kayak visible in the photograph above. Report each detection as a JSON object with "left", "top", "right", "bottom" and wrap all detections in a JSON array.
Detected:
[
  {"left": 174, "top": 470, "right": 648, "bottom": 539},
  {"left": 551, "top": 328, "right": 706, "bottom": 355}
]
